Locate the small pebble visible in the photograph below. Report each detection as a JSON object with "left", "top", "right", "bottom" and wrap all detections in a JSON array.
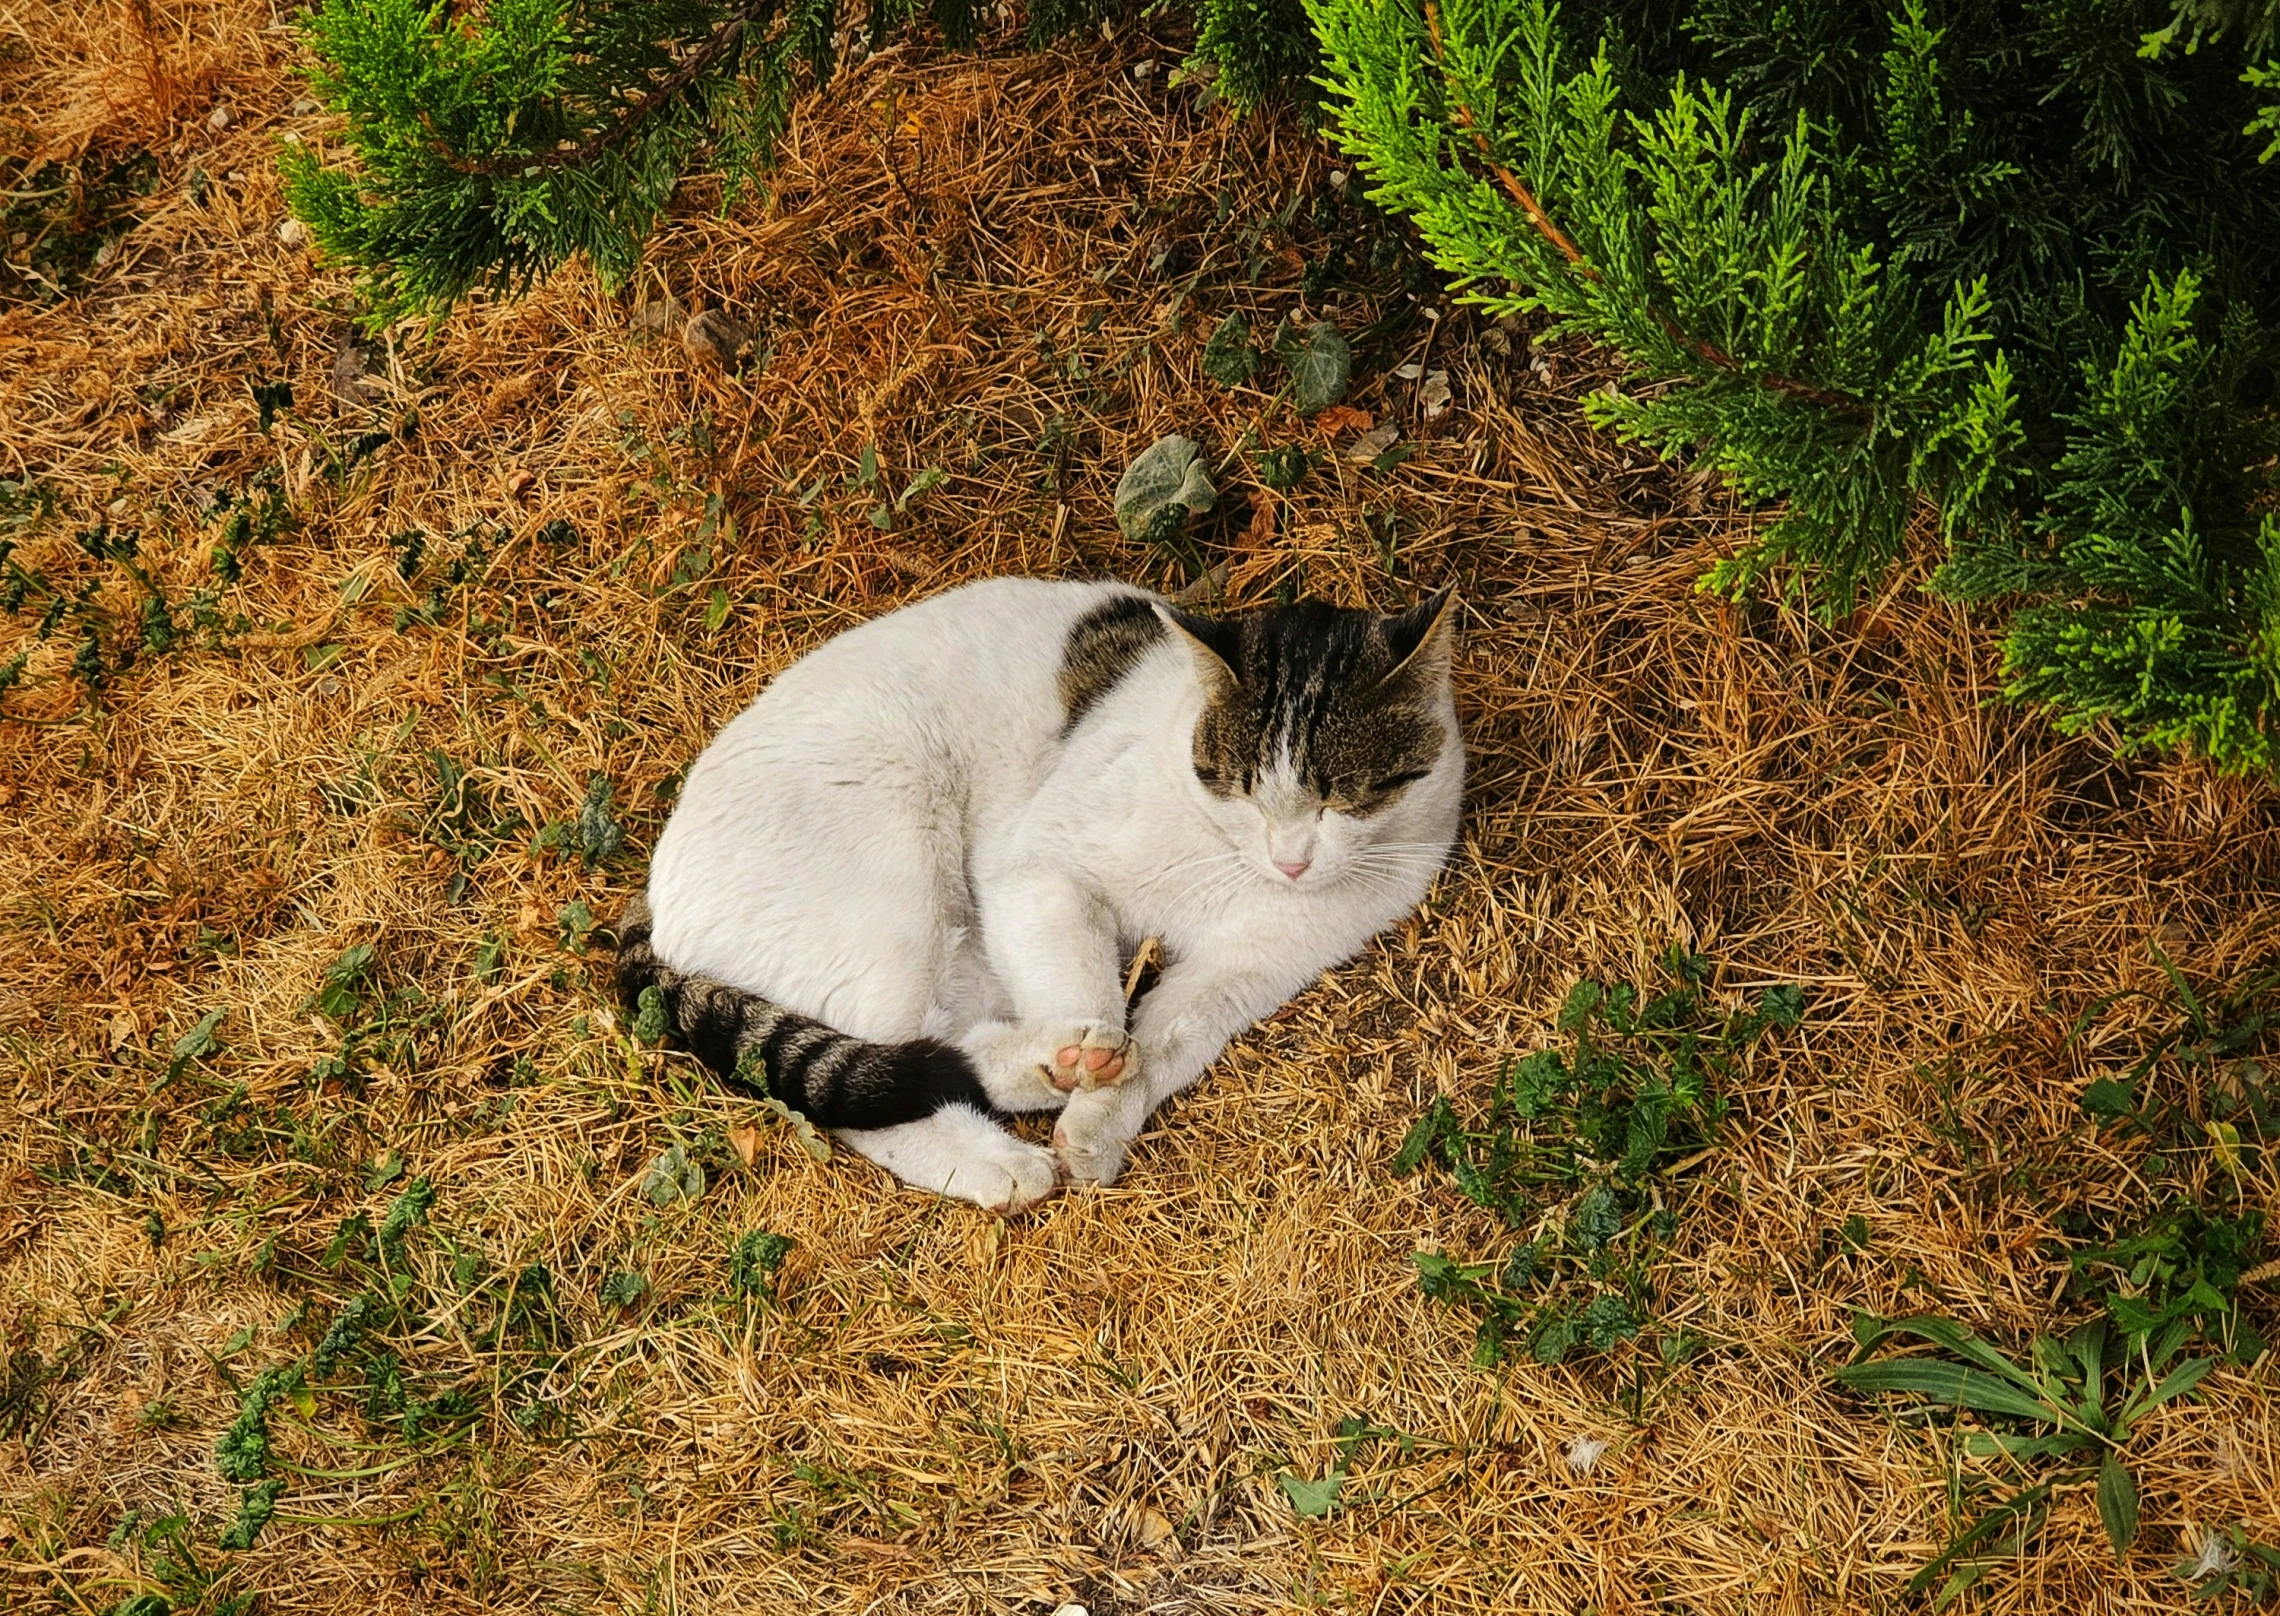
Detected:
[
  {"left": 682, "top": 307, "right": 752, "bottom": 369},
  {"left": 207, "top": 105, "right": 232, "bottom": 130}
]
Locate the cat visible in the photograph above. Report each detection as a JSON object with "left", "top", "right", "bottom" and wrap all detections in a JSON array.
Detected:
[{"left": 615, "top": 576, "right": 1463, "bottom": 1212}]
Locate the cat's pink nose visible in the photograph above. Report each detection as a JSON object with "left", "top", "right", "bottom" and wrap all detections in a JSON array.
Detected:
[{"left": 1274, "top": 858, "right": 1311, "bottom": 880}]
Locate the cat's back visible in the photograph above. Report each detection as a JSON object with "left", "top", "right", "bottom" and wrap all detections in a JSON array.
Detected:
[
  {"left": 750, "top": 575, "right": 1137, "bottom": 723},
  {"left": 680, "top": 576, "right": 1152, "bottom": 804}
]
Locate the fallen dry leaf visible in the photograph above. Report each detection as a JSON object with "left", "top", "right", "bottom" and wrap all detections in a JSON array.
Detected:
[
  {"left": 1240, "top": 493, "right": 1276, "bottom": 550},
  {"left": 1419, "top": 369, "right": 1453, "bottom": 418},
  {"left": 1136, "top": 1507, "right": 1177, "bottom": 1550},
  {"left": 728, "top": 1125, "right": 762, "bottom": 1168},
  {"left": 1345, "top": 423, "right": 1401, "bottom": 463},
  {"left": 1312, "top": 404, "right": 1375, "bottom": 438}
]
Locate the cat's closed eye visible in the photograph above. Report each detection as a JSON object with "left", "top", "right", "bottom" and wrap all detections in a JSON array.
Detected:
[{"left": 1322, "top": 769, "right": 1432, "bottom": 814}]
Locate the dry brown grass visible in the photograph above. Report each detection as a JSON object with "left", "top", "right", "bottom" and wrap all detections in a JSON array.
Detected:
[{"left": 4, "top": 4, "right": 2279, "bottom": 1612}]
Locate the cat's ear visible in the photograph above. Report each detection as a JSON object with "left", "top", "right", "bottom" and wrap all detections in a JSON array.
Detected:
[
  {"left": 1153, "top": 602, "right": 1244, "bottom": 688},
  {"left": 1380, "top": 586, "right": 1458, "bottom": 685}
]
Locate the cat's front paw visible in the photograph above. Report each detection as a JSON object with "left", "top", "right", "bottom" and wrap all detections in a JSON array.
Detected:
[
  {"left": 1042, "top": 1022, "right": 1138, "bottom": 1093},
  {"left": 1052, "top": 1088, "right": 1141, "bottom": 1186}
]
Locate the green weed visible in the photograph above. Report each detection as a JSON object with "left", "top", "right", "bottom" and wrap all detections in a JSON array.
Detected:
[
  {"left": 1836, "top": 1313, "right": 2211, "bottom": 1602},
  {"left": 1836, "top": 944, "right": 2278, "bottom": 1602},
  {"left": 1399, "top": 949, "right": 1800, "bottom": 1365}
]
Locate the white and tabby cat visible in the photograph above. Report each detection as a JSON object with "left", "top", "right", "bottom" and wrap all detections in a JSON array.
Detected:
[{"left": 615, "top": 577, "right": 1462, "bottom": 1211}]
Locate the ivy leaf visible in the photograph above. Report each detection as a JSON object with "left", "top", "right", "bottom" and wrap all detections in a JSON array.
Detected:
[
  {"left": 1277, "top": 319, "right": 1351, "bottom": 415},
  {"left": 1258, "top": 444, "right": 1315, "bottom": 491},
  {"left": 1278, "top": 1470, "right": 1343, "bottom": 1518},
  {"left": 1202, "top": 310, "right": 1258, "bottom": 386},
  {"left": 1114, "top": 434, "right": 1216, "bottom": 547}
]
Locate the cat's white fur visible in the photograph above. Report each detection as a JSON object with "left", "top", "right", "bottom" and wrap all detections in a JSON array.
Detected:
[{"left": 644, "top": 577, "right": 1462, "bottom": 1210}]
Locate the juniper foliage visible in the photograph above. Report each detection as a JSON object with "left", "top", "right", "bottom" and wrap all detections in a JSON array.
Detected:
[
  {"left": 1191, "top": 0, "right": 1321, "bottom": 112},
  {"left": 1309, "top": 0, "right": 2280, "bottom": 770},
  {"left": 282, "top": 0, "right": 1002, "bottom": 320}
]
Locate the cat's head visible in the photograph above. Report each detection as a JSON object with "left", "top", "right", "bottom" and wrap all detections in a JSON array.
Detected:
[{"left": 1158, "top": 588, "right": 1462, "bottom": 887}]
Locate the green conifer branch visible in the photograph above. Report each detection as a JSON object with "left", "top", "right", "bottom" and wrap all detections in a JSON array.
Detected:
[
  {"left": 1312, "top": 0, "right": 2280, "bottom": 769},
  {"left": 423, "top": 0, "right": 775, "bottom": 177},
  {"left": 279, "top": 0, "right": 1047, "bottom": 321}
]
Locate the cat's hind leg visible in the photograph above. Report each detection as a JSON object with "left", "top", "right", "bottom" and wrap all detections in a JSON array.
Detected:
[{"left": 836, "top": 1105, "right": 1059, "bottom": 1213}]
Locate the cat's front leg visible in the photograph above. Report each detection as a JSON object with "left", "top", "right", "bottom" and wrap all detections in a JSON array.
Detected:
[
  {"left": 1053, "top": 958, "right": 1306, "bottom": 1184},
  {"left": 972, "top": 868, "right": 1143, "bottom": 1105}
]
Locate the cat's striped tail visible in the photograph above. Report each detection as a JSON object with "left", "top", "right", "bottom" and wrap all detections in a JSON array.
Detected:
[{"left": 612, "top": 895, "right": 995, "bottom": 1129}]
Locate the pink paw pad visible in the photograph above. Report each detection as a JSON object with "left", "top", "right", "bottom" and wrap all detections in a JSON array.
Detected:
[{"left": 1050, "top": 1044, "right": 1123, "bottom": 1090}]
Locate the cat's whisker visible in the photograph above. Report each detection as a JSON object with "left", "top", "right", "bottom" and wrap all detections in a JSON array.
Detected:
[{"left": 1161, "top": 854, "right": 1263, "bottom": 907}]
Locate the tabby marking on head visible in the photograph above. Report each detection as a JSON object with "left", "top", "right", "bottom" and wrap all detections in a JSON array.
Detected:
[{"left": 1171, "top": 588, "right": 1454, "bottom": 813}]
